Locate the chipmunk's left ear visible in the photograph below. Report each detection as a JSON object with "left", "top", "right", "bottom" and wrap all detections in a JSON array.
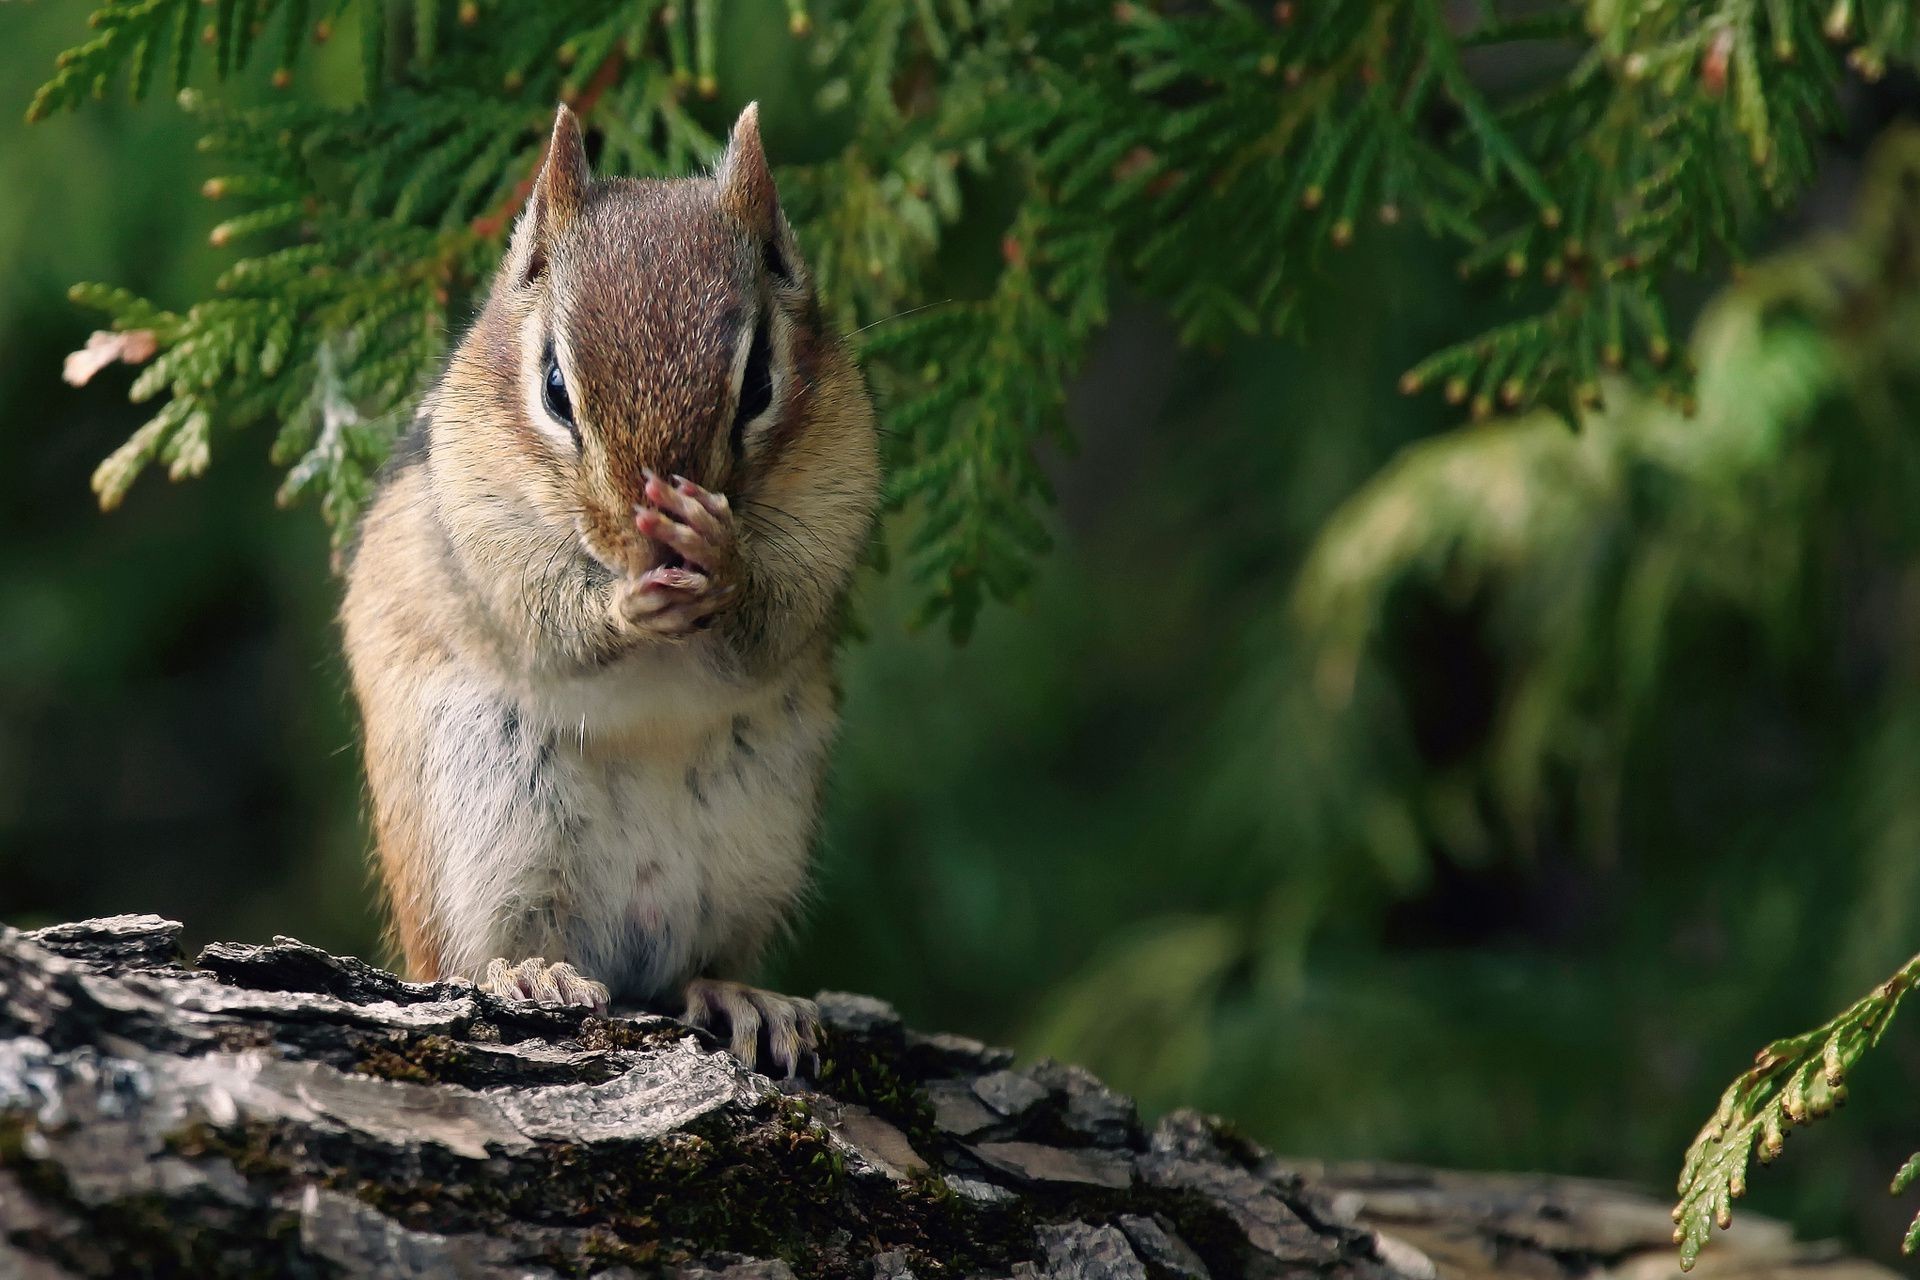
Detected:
[
  {"left": 716, "top": 103, "right": 780, "bottom": 239},
  {"left": 508, "top": 104, "right": 592, "bottom": 287}
]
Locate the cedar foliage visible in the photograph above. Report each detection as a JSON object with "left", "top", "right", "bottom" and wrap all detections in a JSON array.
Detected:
[
  {"left": 28, "top": 0, "right": 1920, "bottom": 636},
  {"left": 1675, "top": 953, "right": 1920, "bottom": 1265}
]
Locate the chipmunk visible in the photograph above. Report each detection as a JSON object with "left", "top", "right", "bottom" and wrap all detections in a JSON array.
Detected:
[{"left": 341, "top": 103, "right": 878, "bottom": 1075}]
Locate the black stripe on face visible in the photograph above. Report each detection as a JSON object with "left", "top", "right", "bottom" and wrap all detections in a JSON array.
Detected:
[{"left": 730, "top": 312, "right": 774, "bottom": 458}]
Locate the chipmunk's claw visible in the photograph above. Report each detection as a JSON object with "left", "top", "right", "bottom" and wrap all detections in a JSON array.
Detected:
[
  {"left": 637, "top": 468, "right": 732, "bottom": 572},
  {"left": 613, "top": 570, "right": 735, "bottom": 635},
  {"left": 481, "top": 957, "right": 610, "bottom": 1012},
  {"left": 614, "top": 470, "right": 738, "bottom": 637},
  {"left": 680, "top": 978, "right": 821, "bottom": 1078}
]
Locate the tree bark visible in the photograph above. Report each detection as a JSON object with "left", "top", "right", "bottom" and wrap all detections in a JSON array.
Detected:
[{"left": 0, "top": 916, "right": 1889, "bottom": 1280}]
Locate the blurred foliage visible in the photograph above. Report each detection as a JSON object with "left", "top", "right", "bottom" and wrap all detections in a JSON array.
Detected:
[
  {"left": 1024, "top": 124, "right": 1920, "bottom": 1266},
  {"left": 28, "top": 0, "right": 1920, "bottom": 634},
  {"left": 8, "top": 0, "right": 1920, "bottom": 1272},
  {"left": 1287, "top": 126, "right": 1920, "bottom": 1264}
]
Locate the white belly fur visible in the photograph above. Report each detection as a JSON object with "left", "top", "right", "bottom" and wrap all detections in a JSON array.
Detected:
[{"left": 420, "top": 658, "right": 832, "bottom": 1002}]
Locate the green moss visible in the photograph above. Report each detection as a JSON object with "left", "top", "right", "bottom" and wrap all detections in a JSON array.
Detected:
[
  {"left": 211, "top": 1024, "right": 276, "bottom": 1053},
  {"left": 0, "top": 1112, "right": 63, "bottom": 1203},
  {"left": 5, "top": 1112, "right": 316, "bottom": 1278},
  {"left": 571, "top": 1224, "right": 664, "bottom": 1269},
  {"left": 352, "top": 1043, "right": 436, "bottom": 1083},
  {"left": 143, "top": 1083, "right": 1037, "bottom": 1279},
  {"left": 367, "top": 1100, "right": 1027, "bottom": 1276},
  {"left": 166, "top": 1118, "right": 302, "bottom": 1180},
  {"left": 815, "top": 1033, "right": 940, "bottom": 1153},
  {"left": 573, "top": 1016, "right": 683, "bottom": 1053},
  {"left": 349, "top": 1032, "right": 473, "bottom": 1084}
]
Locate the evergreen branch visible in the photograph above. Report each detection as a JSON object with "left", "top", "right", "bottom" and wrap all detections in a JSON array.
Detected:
[
  {"left": 1414, "top": 0, "right": 1560, "bottom": 223},
  {"left": 1673, "top": 953, "right": 1920, "bottom": 1268},
  {"left": 865, "top": 208, "right": 1104, "bottom": 637},
  {"left": 23, "top": 0, "right": 414, "bottom": 120},
  {"left": 30, "top": 0, "right": 1920, "bottom": 635},
  {"left": 470, "top": 44, "right": 627, "bottom": 239},
  {"left": 1895, "top": 1153, "right": 1920, "bottom": 1255}
]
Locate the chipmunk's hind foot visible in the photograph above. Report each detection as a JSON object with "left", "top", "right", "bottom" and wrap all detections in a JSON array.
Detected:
[
  {"left": 481, "top": 957, "right": 610, "bottom": 1012},
  {"left": 680, "top": 978, "right": 820, "bottom": 1078}
]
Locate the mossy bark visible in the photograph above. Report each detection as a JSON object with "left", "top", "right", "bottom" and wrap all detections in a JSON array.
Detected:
[{"left": 0, "top": 917, "right": 1890, "bottom": 1280}]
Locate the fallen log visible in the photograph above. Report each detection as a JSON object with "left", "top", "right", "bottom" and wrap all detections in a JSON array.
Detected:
[{"left": 0, "top": 916, "right": 1888, "bottom": 1280}]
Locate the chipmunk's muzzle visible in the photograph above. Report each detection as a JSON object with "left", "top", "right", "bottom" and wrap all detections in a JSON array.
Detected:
[
  {"left": 575, "top": 421, "right": 730, "bottom": 581},
  {"left": 576, "top": 503, "right": 657, "bottom": 581},
  {"left": 576, "top": 494, "right": 701, "bottom": 583}
]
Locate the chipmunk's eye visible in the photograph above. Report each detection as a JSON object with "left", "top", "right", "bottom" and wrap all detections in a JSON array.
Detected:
[
  {"left": 730, "top": 313, "right": 773, "bottom": 454},
  {"left": 541, "top": 347, "right": 577, "bottom": 442}
]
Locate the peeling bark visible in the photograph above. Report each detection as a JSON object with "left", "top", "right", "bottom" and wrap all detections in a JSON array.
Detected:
[{"left": 0, "top": 917, "right": 1891, "bottom": 1280}]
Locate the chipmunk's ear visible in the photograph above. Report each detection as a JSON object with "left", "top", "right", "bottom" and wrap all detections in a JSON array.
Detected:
[
  {"left": 718, "top": 102, "right": 804, "bottom": 286},
  {"left": 509, "top": 105, "right": 592, "bottom": 287},
  {"left": 715, "top": 103, "right": 780, "bottom": 240}
]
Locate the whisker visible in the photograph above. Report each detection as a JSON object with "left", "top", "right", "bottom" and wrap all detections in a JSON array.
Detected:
[
  {"left": 848, "top": 300, "right": 949, "bottom": 339},
  {"left": 746, "top": 502, "right": 835, "bottom": 561}
]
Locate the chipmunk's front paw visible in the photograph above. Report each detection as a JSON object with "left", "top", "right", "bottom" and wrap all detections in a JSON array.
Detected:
[
  {"left": 612, "top": 469, "right": 739, "bottom": 637},
  {"left": 680, "top": 978, "right": 821, "bottom": 1078},
  {"left": 481, "top": 957, "right": 610, "bottom": 1012}
]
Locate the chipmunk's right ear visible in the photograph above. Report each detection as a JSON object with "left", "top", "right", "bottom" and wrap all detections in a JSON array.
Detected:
[
  {"left": 715, "top": 102, "right": 779, "bottom": 239},
  {"left": 508, "top": 105, "right": 592, "bottom": 288}
]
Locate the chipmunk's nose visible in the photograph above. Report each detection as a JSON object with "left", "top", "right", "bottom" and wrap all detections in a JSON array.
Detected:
[
  {"left": 577, "top": 493, "right": 663, "bottom": 581},
  {"left": 618, "top": 434, "right": 712, "bottom": 503}
]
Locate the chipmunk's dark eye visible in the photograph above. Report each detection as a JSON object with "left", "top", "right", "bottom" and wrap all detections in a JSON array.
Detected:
[
  {"left": 541, "top": 347, "right": 577, "bottom": 442},
  {"left": 731, "top": 314, "right": 773, "bottom": 453}
]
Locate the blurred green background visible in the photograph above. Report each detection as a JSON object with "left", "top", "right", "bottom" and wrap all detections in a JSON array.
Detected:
[{"left": 5, "top": 2, "right": 1920, "bottom": 1268}]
